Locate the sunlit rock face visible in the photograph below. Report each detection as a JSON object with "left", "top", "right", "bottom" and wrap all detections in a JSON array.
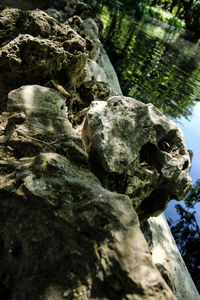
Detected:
[
  {"left": 0, "top": 8, "right": 87, "bottom": 111},
  {"left": 0, "top": 85, "right": 87, "bottom": 163},
  {"left": 82, "top": 96, "right": 192, "bottom": 221}
]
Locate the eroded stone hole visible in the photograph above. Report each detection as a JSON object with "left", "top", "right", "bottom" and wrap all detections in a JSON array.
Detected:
[
  {"left": 7, "top": 142, "right": 41, "bottom": 159},
  {"left": 158, "top": 129, "right": 184, "bottom": 154},
  {"left": 140, "top": 142, "right": 163, "bottom": 171},
  {"left": 158, "top": 140, "right": 171, "bottom": 152},
  {"left": 182, "top": 160, "right": 189, "bottom": 170}
]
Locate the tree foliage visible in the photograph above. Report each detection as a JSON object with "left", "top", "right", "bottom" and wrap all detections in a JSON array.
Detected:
[
  {"left": 169, "top": 204, "right": 200, "bottom": 292},
  {"left": 185, "top": 179, "right": 200, "bottom": 208},
  {"left": 86, "top": 0, "right": 200, "bottom": 36},
  {"left": 100, "top": 6, "right": 200, "bottom": 119}
]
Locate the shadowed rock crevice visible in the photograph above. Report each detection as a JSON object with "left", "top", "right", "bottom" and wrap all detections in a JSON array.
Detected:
[
  {"left": 140, "top": 142, "right": 164, "bottom": 172},
  {"left": 136, "top": 186, "right": 170, "bottom": 222}
]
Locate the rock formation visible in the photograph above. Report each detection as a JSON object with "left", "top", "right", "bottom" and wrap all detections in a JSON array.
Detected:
[
  {"left": 82, "top": 96, "right": 192, "bottom": 221},
  {"left": 0, "top": 1, "right": 198, "bottom": 300},
  {"left": 148, "top": 214, "right": 200, "bottom": 300}
]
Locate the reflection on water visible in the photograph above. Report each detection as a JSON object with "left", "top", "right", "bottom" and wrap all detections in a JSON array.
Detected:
[{"left": 103, "top": 18, "right": 200, "bottom": 118}]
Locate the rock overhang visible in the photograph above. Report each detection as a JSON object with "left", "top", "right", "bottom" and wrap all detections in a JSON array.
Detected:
[{"left": 82, "top": 96, "right": 192, "bottom": 220}]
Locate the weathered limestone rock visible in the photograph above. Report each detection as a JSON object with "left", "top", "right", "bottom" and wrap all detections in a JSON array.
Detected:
[
  {"left": 0, "top": 85, "right": 87, "bottom": 163},
  {"left": 97, "top": 44, "right": 123, "bottom": 96},
  {"left": 81, "top": 17, "right": 122, "bottom": 96},
  {"left": 0, "top": 84, "right": 177, "bottom": 299},
  {"left": 82, "top": 96, "right": 192, "bottom": 221},
  {"left": 0, "top": 152, "right": 176, "bottom": 300},
  {"left": 77, "top": 80, "right": 110, "bottom": 107},
  {"left": 148, "top": 214, "right": 200, "bottom": 300},
  {"left": 0, "top": 8, "right": 88, "bottom": 111},
  {"left": 7, "top": 85, "right": 66, "bottom": 117},
  {"left": 0, "top": 2, "right": 198, "bottom": 299}
]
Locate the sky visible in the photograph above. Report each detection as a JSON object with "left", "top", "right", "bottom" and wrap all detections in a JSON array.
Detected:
[{"left": 165, "top": 102, "right": 200, "bottom": 222}]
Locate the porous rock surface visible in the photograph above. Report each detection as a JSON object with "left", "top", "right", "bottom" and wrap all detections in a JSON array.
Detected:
[
  {"left": 0, "top": 85, "right": 176, "bottom": 300},
  {"left": 0, "top": 2, "right": 195, "bottom": 300},
  {"left": 148, "top": 214, "right": 200, "bottom": 300},
  {"left": 82, "top": 96, "right": 192, "bottom": 221},
  {"left": 0, "top": 8, "right": 87, "bottom": 111},
  {"left": 0, "top": 5, "right": 116, "bottom": 115},
  {"left": 0, "top": 153, "right": 176, "bottom": 300}
]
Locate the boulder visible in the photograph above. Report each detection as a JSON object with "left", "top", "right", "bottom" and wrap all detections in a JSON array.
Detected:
[
  {"left": 0, "top": 8, "right": 88, "bottom": 111},
  {"left": 148, "top": 214, "right": 200, "bottom": 300},
  {"left": 0, "top": 2, "right": 198, "bottom": 299},
  {"left": 0, "top": 152, "right": 176, "bottom": 300},
  {"left": 0, "top": 84, "right": 176, "bottom": 299},
  {"left": 82, "top": 96, "right": 192, "bottom": 221},
  {"left": 0, "top": 85, "right": 87, "bottom": 163}
]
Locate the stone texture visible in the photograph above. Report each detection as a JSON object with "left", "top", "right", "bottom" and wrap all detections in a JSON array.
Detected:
[
  {"left": 0, "top": 6, "right": 120, "bottom": 117},
  {"left": 0, "top": 2, "right": 197, "bottom": 299},
  {"left": 81, "top": 17, "right": 122, "bottom": 96},
  {"left": 0, "top": 85, "right": 87, "bottom": 163},
  {"left": 77, "top": 80, "right": 110, "bottom": 105},
  {"left": 96, "top": 44, "right": 123, "bottom": 96},
  {"left": 147, "top": 214, "right": 200, "bottom": 300},
  {"left": 0, "top": 152, "right": 176, "bottom": 300},
  {"left": 0, "top": 8, "right": 88, "bottom": 111},
  {"left": 82, "top": 96, "right": 192, "bottom": 221},
  {"left": 0, "top": 84, "right": 177, "bottom": 299},
  {"left": 0, "top": 0, "right": 93, "bottom": 17}
]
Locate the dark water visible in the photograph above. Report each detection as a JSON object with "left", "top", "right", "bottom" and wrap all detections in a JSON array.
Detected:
[{"left": 103, "top": 18, "right": 200, "bottom": 119}]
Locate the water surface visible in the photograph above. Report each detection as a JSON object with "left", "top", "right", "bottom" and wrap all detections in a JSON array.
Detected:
[{"left": 103, "top": 18, "right": 200, "bottom": 119}]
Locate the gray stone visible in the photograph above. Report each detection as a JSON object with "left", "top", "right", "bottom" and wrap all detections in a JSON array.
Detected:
[
  {"left": 0, "top": 2, "right": 197, "bottom": 299},
  {"left": 0, "top": 152, "right": 177, "bottom": 299},
  {"left": 82, "top": 96, "right": 192, "bottom": 221},
  {"left": 77, "top": 80, "right": 110, "bottom": 107},
  {"left": 97, "top": 44, "right": 123, "bottom": 95},
  {"left": 0, "top": 83, "right": 177, "bottom": 299},
  {"left": 0, "top": 8, "right": 88, "bottom": 111},
  {"left": 69, "top": 15, "right": 122, "bottom": 96},
  {"left": 148, "top": 214, "right": 200, "bottom": 300},
  {"left": 45, "top": 8, "right": 65, "bottom": 23},
  {"left": 7, "top": 85, "right": 66, "bottom": 117},
  {"left": 80, "top": 17, "right": 101, "bottom": 61},
  {"left": 0, "top": 85, "right": 88, "bottom": 164},
  {"left": 85, "top": 35, "right": 123, "bottom": 95}
]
